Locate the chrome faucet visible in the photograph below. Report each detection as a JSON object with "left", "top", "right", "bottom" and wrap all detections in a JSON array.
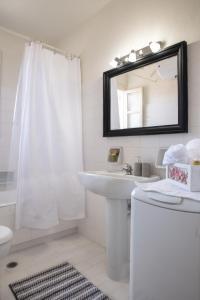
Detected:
[{"left": 122, "top": 163, "right": 133, "bottom": 175}]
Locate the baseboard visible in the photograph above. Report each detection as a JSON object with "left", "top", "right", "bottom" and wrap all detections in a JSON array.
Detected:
[{"left": 11, "top": 227, "right": 78, "bottom": 253}]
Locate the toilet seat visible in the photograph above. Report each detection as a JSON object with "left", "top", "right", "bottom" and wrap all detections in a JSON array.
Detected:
[{"left": 0, "top": 226, "right": 13, "bottom": 245}]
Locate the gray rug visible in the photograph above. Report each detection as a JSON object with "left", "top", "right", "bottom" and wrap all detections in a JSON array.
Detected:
[{"left": 9, "top": 262, "right": 111, "bottom": 300}]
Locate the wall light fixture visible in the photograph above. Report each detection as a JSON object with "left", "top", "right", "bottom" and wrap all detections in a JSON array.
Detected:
[{"left": 110, "top": 41, "right": 163, "bottom": 68}]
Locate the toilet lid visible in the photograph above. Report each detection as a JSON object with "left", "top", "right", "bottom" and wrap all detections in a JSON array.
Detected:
[{"left": 0, "top": 226, "right": 13, "bottom": 245}]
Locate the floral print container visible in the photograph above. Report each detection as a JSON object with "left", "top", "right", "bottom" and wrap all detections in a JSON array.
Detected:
[{"left": 167, "top": 163, "right": 200, "bottom": 191}]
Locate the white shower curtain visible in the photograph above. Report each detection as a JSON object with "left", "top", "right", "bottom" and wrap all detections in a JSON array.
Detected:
[{"left": 10, "top": 42, "right": 85, "bottom": 229}]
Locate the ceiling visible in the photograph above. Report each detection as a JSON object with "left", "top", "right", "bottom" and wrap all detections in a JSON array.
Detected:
[{"left": 0, "top": 0, "right": 112, "bottom": 45}]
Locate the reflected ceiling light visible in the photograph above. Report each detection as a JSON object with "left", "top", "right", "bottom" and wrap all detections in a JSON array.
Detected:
[
  {"left": 128, "top": 51, "right": 137, "bottom": 62},
  {"left": 149, "top": 41, "right": 161, "bottom": 53}
]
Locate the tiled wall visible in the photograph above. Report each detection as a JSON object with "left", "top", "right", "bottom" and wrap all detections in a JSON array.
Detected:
[
  {"left": 59, "top": 0, "right": 200, "bottom": 246},
  {"left": 79, "top": 42, "right": 200, "bottom": 173},
  {"left": 77, "top": 42, "right": 198, "bottom": 247},
  {"left": 78, "top": 42, "right": 200, "bottom": 247}
]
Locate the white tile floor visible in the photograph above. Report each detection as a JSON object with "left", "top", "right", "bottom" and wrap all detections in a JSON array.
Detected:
[{"left": 0, "top": 233, "right": 129, "bottom": 300}]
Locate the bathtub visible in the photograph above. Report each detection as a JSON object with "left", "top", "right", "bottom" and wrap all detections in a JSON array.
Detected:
[
  {"left": 0, "top": 189, "right": 16, "bottom": 207},
  {"left": 0, "top": 172, "right": 77, "bottom": 246},
  {"left": 0, "top": 172, "right": 17, "bottom": 240},
  {"left": 0, "top": 172, "right": 16, "bottom": 207},
  {"left": 0, "top": 171, "right": 17, "bottom": 208}
]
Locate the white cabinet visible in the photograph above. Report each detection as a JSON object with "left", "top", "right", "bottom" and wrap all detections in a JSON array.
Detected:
[{"left": 130, "top": 189, "right": 200, "bottom": 300}]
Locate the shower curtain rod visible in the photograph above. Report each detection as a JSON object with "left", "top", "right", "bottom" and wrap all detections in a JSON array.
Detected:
[{"left": 0, "top": 25, "right": 76, "bottom": 57}]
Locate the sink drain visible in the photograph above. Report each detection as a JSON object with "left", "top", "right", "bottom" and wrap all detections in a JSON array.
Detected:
[{"left": 6, "top": 262, "right": 18, "bottom": 269}]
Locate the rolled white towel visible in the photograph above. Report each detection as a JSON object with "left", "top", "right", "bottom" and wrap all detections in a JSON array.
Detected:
[
  {"left": 163, "top": 144, "right": 189, "bottom": 165},
  {"left": 186, "top": 139, "right": 200, "bottom": 162}
]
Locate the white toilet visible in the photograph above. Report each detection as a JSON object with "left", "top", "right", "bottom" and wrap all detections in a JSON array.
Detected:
[{"left": 0, "top": 226, "right": 13, "bottom": 260}]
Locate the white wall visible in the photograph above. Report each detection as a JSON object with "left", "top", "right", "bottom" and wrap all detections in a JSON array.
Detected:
[
  {"left": 59, "top": 0, "right": 200, "bottom": 246},
  {"left": 0, "top": 29, "right": 24, "bottom": 170},
  {"left": 0, "top": 28, "right": 77, "bottom": 245}
]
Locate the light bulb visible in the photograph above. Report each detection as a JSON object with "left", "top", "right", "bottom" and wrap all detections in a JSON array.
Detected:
[
  {"left": 149, "top": 41, "right": 161, "bottom": 53},
  {"left": 110, "top": 58, "right": 118, "bottom": 68},
  {"left": 128, "top": 51, "right": 136, "bottom": 62},
  {"left": 139, "top": 49, "right": 143, "bottom": 56}
]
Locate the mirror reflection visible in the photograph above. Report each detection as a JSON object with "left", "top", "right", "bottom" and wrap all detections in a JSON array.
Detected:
[{"left": 110, "top": 55, "right": 178, "bottom": 130}]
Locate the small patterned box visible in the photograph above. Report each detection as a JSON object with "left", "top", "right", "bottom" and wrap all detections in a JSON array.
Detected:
[{"left": 166, "top": 163, "right": 200, "bottom": 191}]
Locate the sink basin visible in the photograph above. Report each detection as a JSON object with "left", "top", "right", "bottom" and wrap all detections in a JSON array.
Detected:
[
  {"left": 78, "top": 170, "right": 160, "bottom": 281},
  {"left": 79, "top": 171, "right": 159, "bottom": 199}
]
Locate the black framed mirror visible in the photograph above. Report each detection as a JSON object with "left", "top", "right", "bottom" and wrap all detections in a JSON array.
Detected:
[{"left": 103, "top": 41, "right": 188, "bottom": 137}]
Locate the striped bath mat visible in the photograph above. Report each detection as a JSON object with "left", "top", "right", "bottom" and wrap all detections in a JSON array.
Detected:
[{"left": 9, "top": 262, "right": 111, "bottom": 300}]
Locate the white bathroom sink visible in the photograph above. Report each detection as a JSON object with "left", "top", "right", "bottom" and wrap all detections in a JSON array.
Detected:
[
  {"left": 78, "top": 170, "right": 160, "bottom": 281},
  {"left": 78, "top": 170, "right": 159, "bottom": 199}
]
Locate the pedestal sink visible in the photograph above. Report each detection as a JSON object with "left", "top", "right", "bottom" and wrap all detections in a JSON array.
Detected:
[{"left": 78, "top": 170, "right": 159, "bottom": 281}]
